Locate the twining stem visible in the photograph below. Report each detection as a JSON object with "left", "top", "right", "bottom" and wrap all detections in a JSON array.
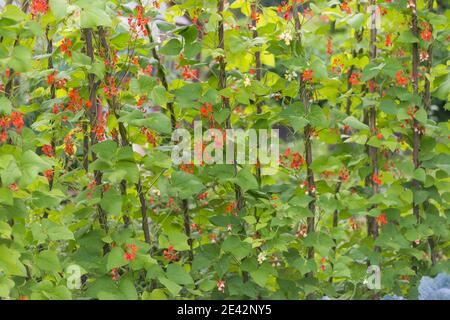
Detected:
[
  {"left": 217, "top": 0, "right": 248, "bottom": 283},
  {"left": 251, "top": 1, "right": 262, "bottom": 185},
  {"left": 292, "top": 1, "right": 316, "bottom": 273},
  {"left": 83, "top": 28, "right": 109, "bottom": 254},
  {"left": 136, "top": 5, "right": 191, "bottom": 251},
  {"left": 422, "top": 0, "right": 436, "bottom": 266},
  {"left": 411, "top": 0, "right": 421, "bottom": 225},
  {"left": 366, "top": 1, "right": 379, "bottom": 250},
  {"left": 42, "top": 26, "right": 56, "bottom": 220},
  {"left": 136, "top": 179, "right": 151, "bottom": 246},
  {"left": 217, "top": 0, "right": 244, "bottom": 211},
  {"left": 332, "top": 3, "right": 364, "bottom": 270},
  {"left": 97, "top": 27, "right": 152, "bottom": 244},
  {"left": 97, "top": 27, "right": 131, "bottom": 227},
  {"left": 137, "top": 0, "right": 177, "bottom": 130},
  {"left": 182, "top": 199, "right": 194, "bottom": 265},
  {"left": 422, "top": 0, "right": 433, "bottom": 113}
]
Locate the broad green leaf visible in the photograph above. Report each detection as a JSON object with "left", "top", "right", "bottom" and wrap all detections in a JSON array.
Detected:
[
  {"left": 35, "top": 250, "right": 61, "bottom": 273},
  {"left": 2, "top": 5, "right": 27, "bottom": 21},
  {"left": 0, "top": 245, "right": 26, "bottom": 276},
  {"left": 166, "top": 264, "right": 194, "bottom": 285},
  {"left": 49, "top": 0, "right": 68, "bottom": 20},
  {"left": 0, "top": 97, "right": 12, "bottom": 114},
  {"left": 80, "top": 6, "right": 112, "bottom": 28},
  {"left": 106, "top": 247, "right": 128, "bottom": 270},
  {"left": 343, "top": 116, "right": 369, "bottom": 131},
  {"left": 159, "top": 277, "right": 182, "bottom": 296},
  {"left": 159, "top": 39, "right": 183, "bottom": 56}
]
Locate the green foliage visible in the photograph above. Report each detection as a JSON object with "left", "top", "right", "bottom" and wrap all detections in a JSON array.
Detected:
[{"left": 0, "top": 0, "right": 448, "bottom": 301}]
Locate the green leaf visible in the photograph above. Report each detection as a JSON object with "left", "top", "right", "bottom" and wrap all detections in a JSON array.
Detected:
[
  {"left": 166, "top": 264, "right": 194, "bottom": 285},
  {"left": 0, "top": 188, "right": 13, "bottom": 206},
  {"left": 235, "top": 167, "right": 258, "bottom": 192},
  {"left": 397, "top": 31, "right": 419, "bottom": 43},
  {"left": 379, "top": 98, "right": 398, "bottom": 115},
  {"left": 35, "top": 250, "right": 61, "bottom": 273},
  {"left": 106, "top": 247, "right": 128, "bottom": 270},
  {"left": 9, "top": 46, "right": 32, "bottom": 72},
  {"left": 2, "top": 5, "right": 28, "bottom": 21},
  {"left": 413, "top": 168, "right": 426, "bottom": 183},
  {"left": 80, "top": 6, "right": 112, "bottom": 28},
  {"left": 151, "top": 86, "right": 169, "bottom": 106},
  {"left": 0, "top": 275, "right": 15, "bottom": 298},
  {"left": 159, "top": 39, "right": 183, "bottom": 56},
  {"left": 177, "top": 25, "right": 198, "bottom": 44},
  {"left": 347, "top": 13, "right": 364, "bottom": 29},
  {"left": 47, "top": 224, "right": 74, "bottom": 241},
  {"left": 100, "top": 188, "right": 123, "bottom": 215},
  {"left": 0, "top": 97, "right": 12, "bottom": 114},
  {"left": 250, "top": 265, "right": 272, "bottom": 287},
  {"left": 0, "top": 245, "right": 26, "bottom": 276},
  {"left": 167, "top": 231, "right": 190, "bottom": 251},
  {"left": 92, "top": 140, "right": 117, "bottom": 159},
  {"left": 159, "top": 277, "right": 182, "bottom": 296},
  {"left": 145, "top": 112, "right": 172, "bottom": 135},
  {"left": 174, "top": 83, "right": 202, "bottom": 109},
  {"left": 361, "top": 63, "right": 382, "bottom": 82},
  {"left": 343, "top": 116, "right": 369, "bottom": 131},
  {"left": 142, "top": 289, "right": 167, "bottom": 300},
  {"left": 0, "top": 221, "right": 12, "bottom": 239},
  {"left": 308, "top": 105, "right": 328, "bottom": 128},
  {"left": 289, "top": 195, "right": 313, "bottom": 207},
  {"left": 289, "top": 116, "right": 309, "bottom": 132},
  {"left": 415, "top": 108, "right": 427, "bottom": 124},
  {"left": 19, "top": 151, "right": 52, "bottom": 186},
  {"left": 170, "top": 172, "right": 204, "bottom": 199},
  {"left": 49, "top": 0, "right": 68, "bottom": 20},
  {"left": 221, "top": 236, "right": 251, "bottom": 260}
]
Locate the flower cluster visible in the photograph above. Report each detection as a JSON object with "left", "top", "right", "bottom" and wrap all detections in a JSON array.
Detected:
[
  {"left": 302, "top": 69, "right": 313, "bottom": 83},
  {"left": 124, "top": 244, "right": 138, "bottom": 261},
  {"left": 217, "top": 280, "right": 225, "bottom": 293},
  {"left": 163, "top": 245, "right": 179, "bottom": 261},
  {"left": 326, "top": 38, "right": 333, "bottom": 55},
  {"left": 278, "top": 30, "right": 293, "bottom": 45},
  {"left": 102, "top": 76, "right": 119, "bottom": 99},
  {"left": 60, "top": 38, "right": 72, "bottom": 57},
  {"left": 339, "top": 167, "right": 349, "bottom": 182},
  {"left": 277, "top": 2, "right": 292, "bottom": 20},
  {"left": 376, "top": 213, "right": 388, "bottom": 226},
  {"left": 420, "top": 22, "right": 432, "bottom": 42},
  {"left": 10, "top": 111, "right": 24, "bottom": 133},
  {"left": 372, "top": 173, "right": 382, "bottom": 186},
  {"left": 349, "top": 72, "right": 361, "bottom": 86},
  {"left": 31, "top": 0, "right": 48, "bottom": 16},
  {"left": 225, "top": 201, "right": 237, "bottom": 216},
  {"left": 64, "top": 133, "right": 74, "bottom": 156},
  {"left": 128, "top": 5, "right": 149, "bottom": 39},
  {"left": 280, "top": 148, "right": 306, "bottom": 170},
  {"left": 41, "top": 144, "right": 54, "bottom": 157},
  {"left": 180, "top": 65, "right": 199, "bottom": 81},
  {"left": 396, "top": 71, "right": 409, "bottom": 86},
  {"left": 0, "top": 112, "right": 23, "bottom": 142},
  {"left": 385, "top": 34, "right": 393, "bottom": 47}
]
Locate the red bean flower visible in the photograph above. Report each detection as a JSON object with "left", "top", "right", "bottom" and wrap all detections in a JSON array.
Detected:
[
  {"left": 41, "top": 144, "right": 54, "bottom": 157},
  {"left": 124, "top": 244, "right": 138, "bottom": 261},
  {"left": 10, "top": 111, "right": 24, "bottom": 133},
  {"left": 302, "top": 69, "right": 313, "bottom": 83}
]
